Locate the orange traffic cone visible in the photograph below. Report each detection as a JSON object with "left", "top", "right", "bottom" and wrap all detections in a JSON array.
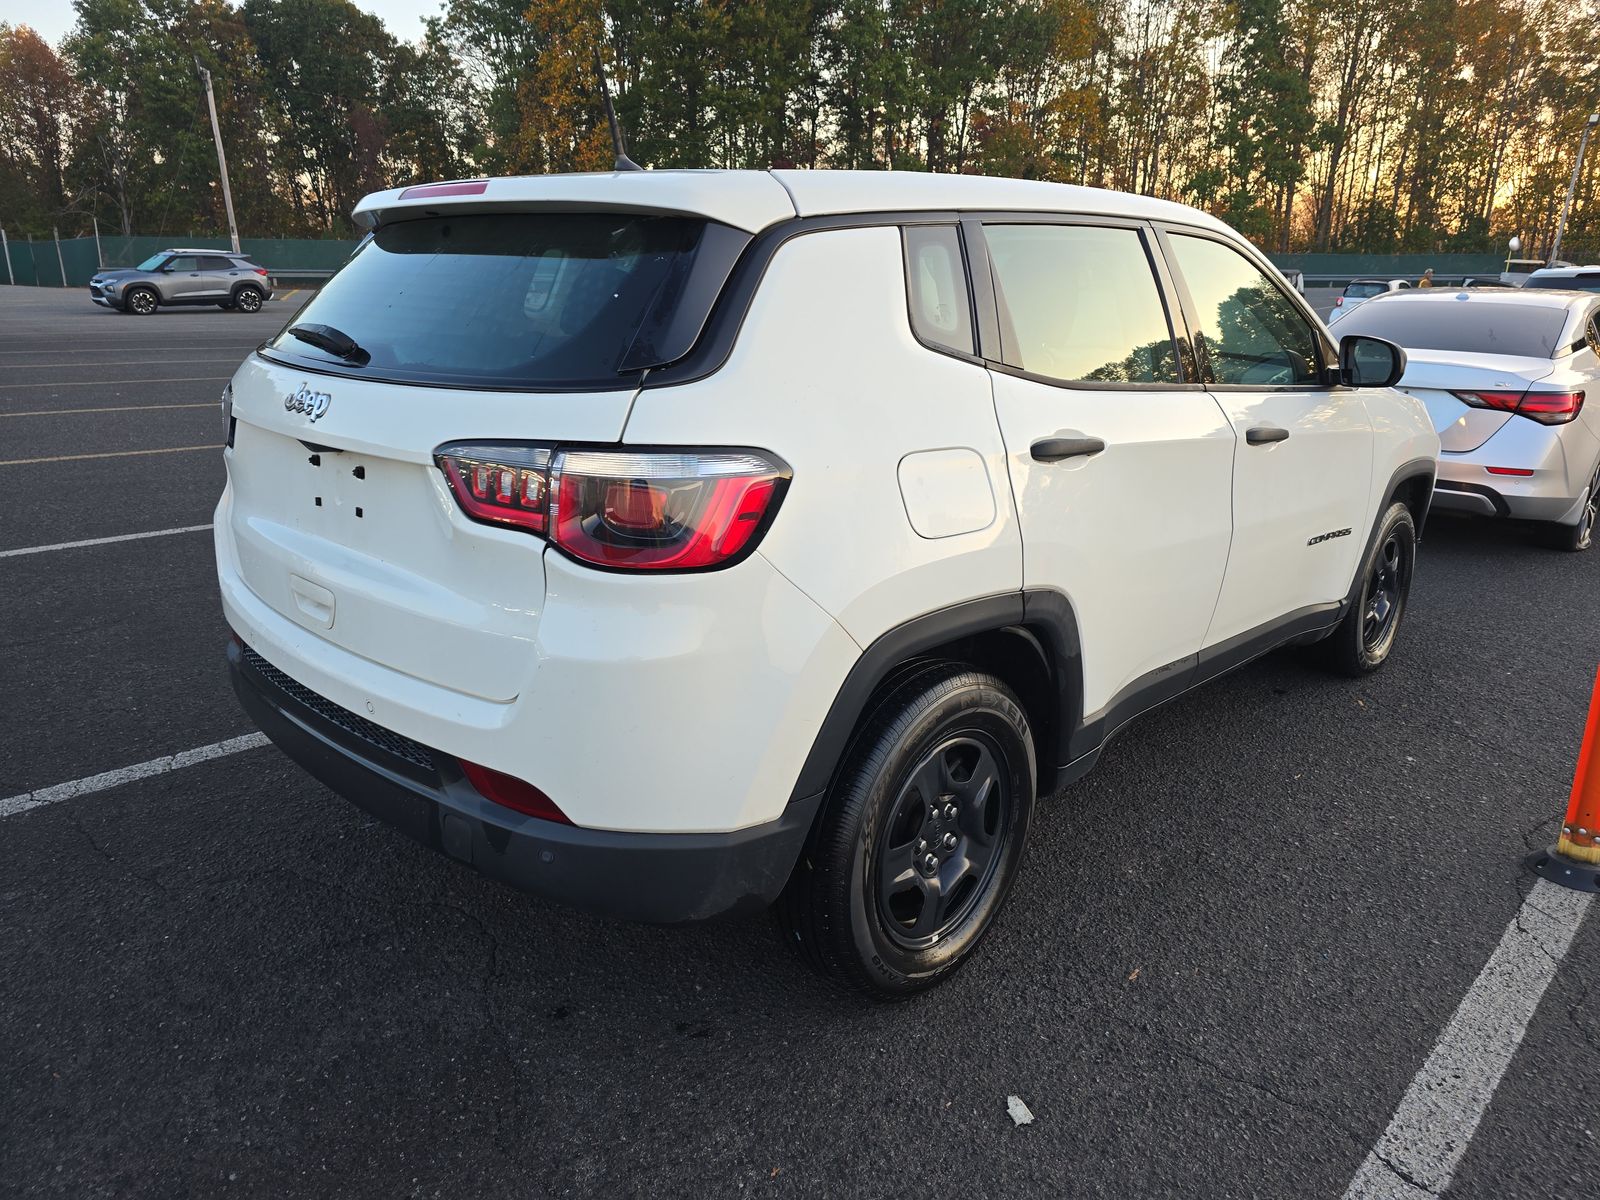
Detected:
[{"left": 1528, "top": 665, "right": 1600, "bottom": 892}]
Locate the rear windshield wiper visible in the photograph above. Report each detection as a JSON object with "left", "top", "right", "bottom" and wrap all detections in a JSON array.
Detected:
[{"left": 288, "top": 323, "right": 370, "bottom": 365}]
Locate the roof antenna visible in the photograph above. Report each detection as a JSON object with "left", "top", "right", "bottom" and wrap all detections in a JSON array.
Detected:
[{"left": 593, "top": 48, "right": 642, "bottom": 172}]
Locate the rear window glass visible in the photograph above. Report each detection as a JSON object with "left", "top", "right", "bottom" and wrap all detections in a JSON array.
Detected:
[
  {"left": 266, "top": 213, "right": 709, "bottom": 388},
  {"left": 1526, "top": 273, "right": 1600, "bottom": 293},
  {"left": 1335, "top": 301, "right": 1568, "bottom": 357},
  {"left": 1345, "top": 282, "right": 1384, "bottom": 299}
]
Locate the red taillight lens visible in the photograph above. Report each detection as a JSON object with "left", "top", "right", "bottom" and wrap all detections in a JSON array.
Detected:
[
  {"left": 436, "top": 443, "right": 551, "bottom": 534},
  {"left": 1452, "top": 390, "right": 1523, "bottom": 413},
  {"left": 1516, "top": 390, "right": 1584, "bottom": 425},
  {"left": 552, "top": 450, "right": 785, "bottom": 570},
  {"left": 434, "top": 443, "right": 788, "bottom": 571},
  {"left": 1453, "top": 389, "right": 1585, "bottom": 425},
  {"left": 1485, "top": 466, "right": 1535, "bottom": 476},
  {"left": 1334, "top": 296, "right": 1344, "bottom": 306},
  {"left": 253, "top": 267, "right": 269, "bottom": 276},
  {"left": 459, "top": 759, "right": 570, "bottom": 824}
]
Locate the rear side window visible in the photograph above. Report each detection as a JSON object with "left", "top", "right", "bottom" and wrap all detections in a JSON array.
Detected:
[
  {"left": 902, "top": 225, "right": 974, "bottom": 355},
  {"left": 265, "top": 213, "right": 719, "bottom": 389},
  {"left": 1334, "top": 301, "right": 1569, "bottom": 358},
  {"left": 1166, "top": 234, "right": 1322, "bottom": 386},
  {"left": 1527, "top": 272, "right": 1600, "bottom": 293},
  {"left": 200, "top": 256, "right": 235, "bottom": 271},
  {"left": 984, "top": 224, "right": 1180, "bottom": 384}
]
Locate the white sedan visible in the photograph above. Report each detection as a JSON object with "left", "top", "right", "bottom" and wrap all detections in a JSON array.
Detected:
[
  {"left": 1333, "top": 287, "right": 1600, "bottom": 550},
  {"left": 1328, "top": 278, "right": 1411, "bottom": 325}
]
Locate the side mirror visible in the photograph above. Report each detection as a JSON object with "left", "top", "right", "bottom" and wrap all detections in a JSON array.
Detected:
[
  {"left": 159, "top": 265, "right": 174, "bottom": 272},
  {"left": 1340, "top": 335, "right": 1406, "bottom": 388}
]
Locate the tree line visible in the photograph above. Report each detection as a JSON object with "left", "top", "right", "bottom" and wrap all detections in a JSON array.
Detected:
[{"left": 1, "top": 0, "right": 1597, "bottom": 259}]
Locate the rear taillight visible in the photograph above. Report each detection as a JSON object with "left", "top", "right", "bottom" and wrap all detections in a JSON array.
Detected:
[
  {"left": 459, "top": 759, "right": 570, "bottom": 824},
  {"left": 434, "top": 443, "right": 788, "bottom": 571},
  {"left": 1516, "top": 390, "right": 1584, "bottom": 424},
  {"left": 1334, "top": 296, "right": 1344, "bottom": 307},
  {"left": 1452, "top": 389, "right": 1584, "bottom": 425},
  {"left": 253, "top": 267, "right": 269, "bottom": 276}
]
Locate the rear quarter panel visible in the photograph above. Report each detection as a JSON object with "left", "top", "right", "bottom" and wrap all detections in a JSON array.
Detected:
[{"left": 622, "top": 224, "right": 1023, "bottom": 648}]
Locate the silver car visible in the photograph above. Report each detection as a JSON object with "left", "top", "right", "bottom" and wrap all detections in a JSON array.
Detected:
[
  {"left": 1335, "top": 287, "right": 1600, "bottom": 550},
  {"left": 88, "top": 249, "right": 274, "bottom": 315}
]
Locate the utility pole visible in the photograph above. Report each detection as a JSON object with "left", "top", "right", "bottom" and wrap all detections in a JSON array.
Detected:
[
  {"left": 195, "top": 58, "right": 241, "bottom": 254},
  {"left": 0, "top": 227, "right": 12, "bottom": 286},
  {"left": 53, "top": 227, "right": 67, "bottom": 287},
  {"left": 1551, "top": 112, "right": 1598, "bottom": 266},
  {"left": 92, "top": 215, "right": 103, "bottom": 269}
]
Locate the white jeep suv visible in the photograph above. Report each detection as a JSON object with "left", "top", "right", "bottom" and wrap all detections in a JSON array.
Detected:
[{"left": 217, "top": 171, "right": 1438, "bottom": 998}]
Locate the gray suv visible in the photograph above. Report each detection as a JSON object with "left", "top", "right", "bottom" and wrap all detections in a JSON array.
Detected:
[{"left": 89, "top": 249, "right": 275, "bottom": 315}]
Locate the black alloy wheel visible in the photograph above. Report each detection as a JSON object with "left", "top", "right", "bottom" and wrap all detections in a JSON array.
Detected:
[
  {"left": 776, "top": 662, "right": 1036, "bottom": 999},
  {"left": 875, "top": 734, "right": 1010, "bottom": 949}
]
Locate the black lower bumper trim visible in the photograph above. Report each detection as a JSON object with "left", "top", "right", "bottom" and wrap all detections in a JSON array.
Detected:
[{"left": 228, "top": 638, "right": 821, "bottom": 923}]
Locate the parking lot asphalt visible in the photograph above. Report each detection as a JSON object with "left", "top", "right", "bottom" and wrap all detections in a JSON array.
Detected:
[{"left": 3, "top": 284, "right": 1598, "bottom": 1198}]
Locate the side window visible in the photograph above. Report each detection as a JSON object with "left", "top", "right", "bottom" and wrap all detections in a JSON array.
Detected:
[
  {"left": 200, "top": 255, "right": 235, "bottom": 271},
  {"left": 166, "top": 256, "right": 199, "bottom": 272},
  {"left": 902, "top": 225, "right": 974, "bottom": 355},
  {"left": 1585, "top": 314, "right": 1600, "bottom": 358},
  {"left": 1166, "top": 234, "right": 1322, "bottom": 387},
  {"left": 983, "top": 223, "right": 1180, "bottom": 384}
]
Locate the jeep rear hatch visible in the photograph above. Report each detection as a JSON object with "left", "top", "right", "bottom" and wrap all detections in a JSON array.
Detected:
[{"left": 226, "top": 206, "right": 760, "bottom": 703}]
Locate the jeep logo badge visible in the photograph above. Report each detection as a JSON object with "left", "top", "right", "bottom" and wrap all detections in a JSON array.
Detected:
[{"left": 285, "top": 384, "right": 332, "bottom": 422}]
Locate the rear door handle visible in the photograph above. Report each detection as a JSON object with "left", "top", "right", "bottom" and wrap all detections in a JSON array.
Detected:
[
  {"left": 1246, "top": 426, "right": 1290, "bottom": 446},
  {"left": 1030, "top": 436, "right": 1106, "bottom": 463}
]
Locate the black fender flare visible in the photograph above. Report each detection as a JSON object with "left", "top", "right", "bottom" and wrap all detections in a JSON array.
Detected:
[
  {"left": 787, "top": 590, "right": 1085, "bottom": 805},
  {"left": 1344, "top": 456, "right": 1435, "bottom": 611}
]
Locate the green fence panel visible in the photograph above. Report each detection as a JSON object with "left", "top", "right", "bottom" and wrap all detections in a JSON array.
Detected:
[
  {"left": 1267, "top": 252, "right": 1505, "bottom": 279},
  {"left": 1, "top": 235, "right": 363, "bottom": 287}
]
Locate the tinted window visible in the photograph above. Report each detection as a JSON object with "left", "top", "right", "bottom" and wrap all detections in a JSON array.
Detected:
[
  {"left": 984, "top": 224, "right": 1179, "bottom": 383},
  {"left": 902, "top": 225, "right": 974, "bottom": 355},
  {"left": 266, "top": 213, "right": 710, "bottom": 388},
  {"left": 1334, "top": 300, "right": 1569, "bottom": 358},
  {"left": 1168, "top": 235, "right": 1322, "bottom": 386},
  {"left": 200, "top": 255, "right": 236, "bottom": 271},
  {"left": 166, "top": 256, "right": 199, "bottom": 272},
  {"left": 1526, "top": 272, "right": 1600, "bottom": 293}
]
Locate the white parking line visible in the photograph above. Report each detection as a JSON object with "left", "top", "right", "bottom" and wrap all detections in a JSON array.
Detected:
[
  {"left": 0, "top": 733, "right": 270, "bottom": 819},
  {"left": 0, "top": 376, "right": 232, "bottom": 388},
  {"left": 0, "top": 523, "right": 214, "bottom": 558},
  {"left": 1342, "top": 878, "right": 1592, "bottom": 1198},
  {"left": 1, "top": 402, "right": 214, "bottom": 418},
  {"left": 0, "top": 444, "right": 222, "bottom": 466}
]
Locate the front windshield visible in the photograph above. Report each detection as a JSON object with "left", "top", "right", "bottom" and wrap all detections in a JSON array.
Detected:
[{"left": 134, "top": 254, "right": 168, "bottom": 271}]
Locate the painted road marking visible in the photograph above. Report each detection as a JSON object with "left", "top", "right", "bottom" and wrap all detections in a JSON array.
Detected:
[
  {"left": 0, "top": 376, "right": 232, "bottom": 388},
  {"left": 1342, "top": 878, "right": 1592, "bottom": 1198},
  {"left": 1, "top": 402, "right": 214, "bottom": 418},
  {"left": 0, "top": 733, "right": 271, "bottom": 819},
  {"left": 0, "top": 444, "right": 222, "bottom": 466},
  {"left": 0, "top": 523, "right": 214, "bottom": 558}
]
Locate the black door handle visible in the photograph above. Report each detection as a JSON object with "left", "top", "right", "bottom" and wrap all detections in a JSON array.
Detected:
[
  {"left": 1246, "top": 426, "right": 1290, "bottom": 446},
  {"left": 1030, "top": 436, "right": 1106, "bottom": 463}
]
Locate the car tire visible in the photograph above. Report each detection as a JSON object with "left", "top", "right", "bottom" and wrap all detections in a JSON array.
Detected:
[
  {"left": 125, "top": 287, "right": 157, "bottom": 315},
  {"left": 775, "top": 662, "right": 1036, "bottom": 1000},
  {"left": 1544, "top": 461, "right": 1599, "bottom": 553},
  {"left": 233, "top": 287, "right": 264, "bottom": 313},
  {"left": 1317, "top": 501, "right": 1416, "bottom": 677}
]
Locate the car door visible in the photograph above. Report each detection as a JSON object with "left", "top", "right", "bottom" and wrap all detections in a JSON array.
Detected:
[
  {"left": 1158, "top": 228, "right": 1373, "bottom": 650},
  {"left": 159, "top": 255, "right": 204, "bottom": 302},
  {"left": 976, "top": 218, "right": 1235, "bottom": 732},
  {"left": 197, "top": 255, "right": 238, "bottom": 298}
]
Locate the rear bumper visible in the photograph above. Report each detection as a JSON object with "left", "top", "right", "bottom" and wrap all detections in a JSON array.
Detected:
[{"left": 228, "top": 636, "right": 821, "bottom": 923}]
